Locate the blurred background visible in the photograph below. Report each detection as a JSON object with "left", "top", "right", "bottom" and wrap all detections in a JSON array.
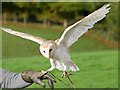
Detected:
[{"left": 2, "top": 2, "right": 118, "bottom": 88}]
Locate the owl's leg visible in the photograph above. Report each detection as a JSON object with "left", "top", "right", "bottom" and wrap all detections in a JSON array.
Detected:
[
  {"left": 47, "top": 59, "right": 56, "bottom": 72},
  {"left": 40, "top": 59, "right": 56, "bottom": 76},
  {"left": 47, "top": 66, "right": 56, "bottom": 72},
  {"left": 61, "top": 70, "right": 68, "bottom": 78},
  {"left": 61, "top": 66, "right": 68, "bottom": 78}
]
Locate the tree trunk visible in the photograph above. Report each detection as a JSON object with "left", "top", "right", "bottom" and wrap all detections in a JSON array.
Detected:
[
  {"left": 43, "top": 18, "right": 47, "bottom": 28},
  {"left": 23, "top": 14, "right": 27, "bottom": 26},
  {"left": 3, "top": 12, "right": 7, "bottom": 24},
  {"left": 63, "top": 19, "right": 67, "bottom": 28},
  {"left": 13, "top": 13, "right": 17, "bottom": 24}
]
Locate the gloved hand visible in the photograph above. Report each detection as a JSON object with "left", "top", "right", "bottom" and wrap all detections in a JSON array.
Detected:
[{"left": 21, "top": 70, "right": 56, "bottom": 89}]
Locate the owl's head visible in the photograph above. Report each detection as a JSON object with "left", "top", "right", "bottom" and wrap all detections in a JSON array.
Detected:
[{"left": 40, "top": 41, "right": 58, "bottom": 58}]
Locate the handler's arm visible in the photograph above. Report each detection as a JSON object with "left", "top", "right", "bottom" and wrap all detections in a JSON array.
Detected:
[{"left": 0, "top": 68, "right": 32, "bottom": 89}]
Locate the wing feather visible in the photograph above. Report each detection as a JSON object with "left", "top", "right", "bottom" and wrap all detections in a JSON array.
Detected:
[
  {"left": 1, "top": 27, "right": 47, "bottom": 45},
  {"left": 58, "top": 4, "right": 111, "bottom": 47}
]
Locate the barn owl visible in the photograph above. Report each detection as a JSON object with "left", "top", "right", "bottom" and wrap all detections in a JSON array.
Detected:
[{"left": 1, "top": 4, "right": 111, "bottom": 78}]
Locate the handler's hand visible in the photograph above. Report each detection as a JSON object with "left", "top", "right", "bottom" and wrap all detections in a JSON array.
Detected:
[{"left": 21, "top": 70, "right": 56, "bottom": 89}]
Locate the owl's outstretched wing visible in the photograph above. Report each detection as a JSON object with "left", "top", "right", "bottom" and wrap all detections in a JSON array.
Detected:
[
  {"left": 58, "top": 4, "right": 111, "bottom": 48},
  {"left": 1, "top": 27, "right": 47, "bottom": 45}
]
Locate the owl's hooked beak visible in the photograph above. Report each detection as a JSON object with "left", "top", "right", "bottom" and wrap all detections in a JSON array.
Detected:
[
  {"left": 49, "top": 49, "right": 53, "bottom": 58},
  {"left": 49, "top": 52, "right": 52, "bottom": 58}
]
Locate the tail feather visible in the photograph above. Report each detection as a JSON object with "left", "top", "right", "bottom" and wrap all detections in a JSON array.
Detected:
[
  {"left": 55, "top": 60, "right": 80, "bottom": 72},
  {"left": 68, "top": 59, "right": 80, "bottom": 71},
  {"left": 70, "top": 64, "right": 80, "bottom": 72}
]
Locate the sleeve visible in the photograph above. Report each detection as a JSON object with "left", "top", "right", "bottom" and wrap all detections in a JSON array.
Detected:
[{"left": 0, "top": 68, "right": 32, "bottom": 89}]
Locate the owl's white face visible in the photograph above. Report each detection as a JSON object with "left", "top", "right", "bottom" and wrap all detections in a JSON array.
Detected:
[{"left": 40, "top": 41, "right": 58, "bottom": 58}]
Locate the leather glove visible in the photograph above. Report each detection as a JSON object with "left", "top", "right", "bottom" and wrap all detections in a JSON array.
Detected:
[{"left": 21, "top": 70, "right": 56, "bottom": 88}]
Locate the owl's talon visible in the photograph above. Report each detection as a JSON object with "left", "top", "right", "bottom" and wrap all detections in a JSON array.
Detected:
[
  {"left": 61, "top": 74, "right": 64, "bottom": 78},
  {"left": 44, "top": 70, "right": 49, "bottom": 74},
  {"left": 40, "top": 70, "right": 49, "bottom": 76},
  {"left": 46, "top": 70, "right": 49, "bottom": 73},
  {"left": 61, "top": 71, "right": 68, "bottom": 78}
]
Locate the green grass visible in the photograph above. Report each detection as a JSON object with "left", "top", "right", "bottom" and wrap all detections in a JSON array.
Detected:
[
  {"left": 2, "top": 26, "right": 112, "bottom": 59},
  {"left": 2, "top": 50, "right": 118, "bottom": 88}
]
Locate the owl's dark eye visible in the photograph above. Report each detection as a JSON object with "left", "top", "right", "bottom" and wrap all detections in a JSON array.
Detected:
[
  {"left": 49, "top": 49, "right": 52, "bottom": 52},
  {"left": 43, "top": 51, "right": 45, "bottom": 53}
]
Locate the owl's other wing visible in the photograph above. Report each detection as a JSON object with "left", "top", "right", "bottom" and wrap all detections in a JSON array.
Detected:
[
  {"left": 58, "top": 4, "right": 111, "bottom": 48},
  {"left": 1, "top": 27, "right": 47, "bottom": 45}
]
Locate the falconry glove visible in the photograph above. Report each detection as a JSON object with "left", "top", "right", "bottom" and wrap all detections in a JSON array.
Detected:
[{"left": 21, "top": 70, "right": 56, "bottom": 88}]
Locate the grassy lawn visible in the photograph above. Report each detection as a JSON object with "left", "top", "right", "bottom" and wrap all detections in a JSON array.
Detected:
[{"left": 2, "top": 50, "right": 118, "bottom": 88}]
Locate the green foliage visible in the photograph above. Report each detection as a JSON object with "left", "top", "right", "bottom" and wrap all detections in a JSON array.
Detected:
[
  {"left": 105, "top": 3, "right": 118, "bottom": 40},
  {"left": 2, "top": 2, "right": 18, "bottom": 13},
  {"left": 2, "top": 50, "right": 118, "bottom": 88},
  {"left": 2, "top": 2, "right": 118, "bottom": 41}
]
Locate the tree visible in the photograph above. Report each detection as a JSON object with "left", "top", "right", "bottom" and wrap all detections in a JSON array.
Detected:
[
  {"left": 14, "top": 2, "right": 37, "bottom": 26},
  {"left": 2, "top": 2, "right": 19, "bottom": 24},
  {"left": 105, "top": 3, "right": 118, "bottom": 40},
  {"left": 49, "top": 2, "right": 97, "bottom": 28}
]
